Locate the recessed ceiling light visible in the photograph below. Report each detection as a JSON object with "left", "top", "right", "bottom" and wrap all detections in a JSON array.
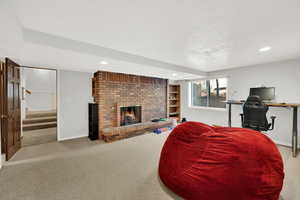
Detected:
[
  {"left": 259, "top": 46, "right": 272, "bottom": 52},
  {"left": 100, "top": 61, "right": 108, "bottom": 65},
  {"left": 172, "top": 73, "right": 178, "bottom": 76}
]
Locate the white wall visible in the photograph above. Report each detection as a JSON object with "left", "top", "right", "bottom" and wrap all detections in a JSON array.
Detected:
[
  {"left": 0, "top": 0, "right": 23, "bottom": 169},
  {"left": 0, "top": 0, "right": 23, "bottom": 61},
  {"left": 181, "top": 59, "right": 300, "bottom": 148},
  {"left": 57, "top": 70, "right": 93, "bottom": 141},
  {"left": 23, "top": 68, "right": 56, "bottom": 112}
]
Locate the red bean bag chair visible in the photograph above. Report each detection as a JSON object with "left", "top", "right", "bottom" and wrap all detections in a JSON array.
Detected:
[{"left": 159, "top": 122, "right": 284, "bottom": 200}]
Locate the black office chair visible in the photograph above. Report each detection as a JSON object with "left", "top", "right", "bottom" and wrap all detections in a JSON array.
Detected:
[{"left": 240, "top": 95, "right": 276, "bottom": 132}]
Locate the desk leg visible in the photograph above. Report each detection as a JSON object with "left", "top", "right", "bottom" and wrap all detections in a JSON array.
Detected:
[
  {"left": 228, "top": 103, "right": 232, "bottom": 127},
  {"left": 292, "top": 107, "right": 298, "bottom": 157}
]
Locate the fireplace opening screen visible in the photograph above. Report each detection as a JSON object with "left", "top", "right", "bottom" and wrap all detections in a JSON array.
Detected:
[{"left": 120, "top": 106, "right": 142, "bottom": 126}]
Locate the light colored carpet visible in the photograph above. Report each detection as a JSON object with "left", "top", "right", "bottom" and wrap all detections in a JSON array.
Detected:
[
  {"left": 1, "top": 132, "right": 179, "bottom": 200},
  {"left": 0, "top": 132, "right": 299, "bottom": 200},
  {"left": 22, "top": 128, "right": 57, "bottom": 147}
]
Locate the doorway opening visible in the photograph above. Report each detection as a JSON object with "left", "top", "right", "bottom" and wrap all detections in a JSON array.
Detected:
[{"left": 20, "top": 67, "right": 57, "bottom": 147}]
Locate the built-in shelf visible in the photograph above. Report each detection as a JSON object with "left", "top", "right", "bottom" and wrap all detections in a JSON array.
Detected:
[
  {"left": 169, "top": 105, "right": 179, "bottom": 108},
  {"left": 168, "top": 84, "right": 180, "bottom": 121},
  {"left": 169, "top": 112, "right": 179, "bottom": 115}
]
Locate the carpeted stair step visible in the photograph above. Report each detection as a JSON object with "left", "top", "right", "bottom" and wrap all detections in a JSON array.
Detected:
[
  {"left": 26, "top": 110, "right": 57, "bottom": 119},
  {"left": 23, "top": 122, "right": 57, "bottom": 131},
  {"left": 23, "top": 116, "right": 57, "bottom": 125}
]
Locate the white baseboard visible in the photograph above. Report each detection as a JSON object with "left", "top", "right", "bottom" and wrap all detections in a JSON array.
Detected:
[
  {"left": 58, "top": 134, "right": 88, "bottom": 142},
  {"left": 272, "top": 140, "right": 300, "bottom": 149}
]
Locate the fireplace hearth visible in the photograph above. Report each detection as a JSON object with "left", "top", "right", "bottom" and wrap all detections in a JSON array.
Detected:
[{"left": 120, "top": 106, "right": 142, "bottom": 126}]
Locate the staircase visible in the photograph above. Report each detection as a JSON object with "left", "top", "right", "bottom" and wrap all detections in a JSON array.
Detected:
[{"left": 23, "top": 110, "right": 57, "bottom": 131}]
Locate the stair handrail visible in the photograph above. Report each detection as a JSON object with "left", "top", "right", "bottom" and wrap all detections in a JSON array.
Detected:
[{"left": 25, "top": 89, "right": 32, "bottom": 95}]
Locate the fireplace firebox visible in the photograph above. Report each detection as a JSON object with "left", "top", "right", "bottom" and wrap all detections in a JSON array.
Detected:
[{"left": 120, "top": 106, "right": 142, "bottom": 126}]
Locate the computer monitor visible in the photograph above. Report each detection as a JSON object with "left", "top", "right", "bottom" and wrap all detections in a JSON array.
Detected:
[{"left": 249, "top": 87, "right": 275, "bottom": 101}]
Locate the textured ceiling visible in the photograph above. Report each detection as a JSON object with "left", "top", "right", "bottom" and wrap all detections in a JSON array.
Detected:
[{"left": 10, "top": 0, "right": 300, "bottom": 77}]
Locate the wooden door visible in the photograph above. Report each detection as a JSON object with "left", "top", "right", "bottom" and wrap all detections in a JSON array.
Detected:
[
  {"left": 2, "top": 58, "right": 21, "bottom": 160},
  {"left": 0, "top": 61, "right": 5, "bottom": 154}
]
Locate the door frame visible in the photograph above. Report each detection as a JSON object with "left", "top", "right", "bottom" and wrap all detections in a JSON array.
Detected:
[
  {"left": 1, "top": 62, "right": 59, "bottom": 160},
  {"left": 20, "top": 66, "right": 58, "bottom": 145},
  {"left": 0, "top": 60, "right": 6, "bottom": 156}
]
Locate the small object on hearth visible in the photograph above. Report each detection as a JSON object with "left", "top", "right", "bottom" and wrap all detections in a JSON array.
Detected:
[
  {"left": 151, "top": 119, "right": 160, "bottom": 122},
  {"left": 182, "top": 117, "right": 187, "bottom": 123},
  {"left": 153, "top": 127, "right": 171, "bottom": 134},
  {"left": 153, "top": 128, "right": 162, "bottom": 134}
]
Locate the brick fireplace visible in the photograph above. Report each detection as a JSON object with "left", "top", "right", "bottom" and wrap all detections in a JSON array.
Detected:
[{"left": 92, "top": 71, "right": 169, "bottom": 141}]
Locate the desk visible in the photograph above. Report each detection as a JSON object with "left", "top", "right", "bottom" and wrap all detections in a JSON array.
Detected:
[{"left": 226, "top": 100, "right": 300, "bottom": 157}]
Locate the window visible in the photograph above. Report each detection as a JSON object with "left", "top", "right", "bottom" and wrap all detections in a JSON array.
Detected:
[{"left": 191, "top": 78, "right": 227, "bottom": 109}]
